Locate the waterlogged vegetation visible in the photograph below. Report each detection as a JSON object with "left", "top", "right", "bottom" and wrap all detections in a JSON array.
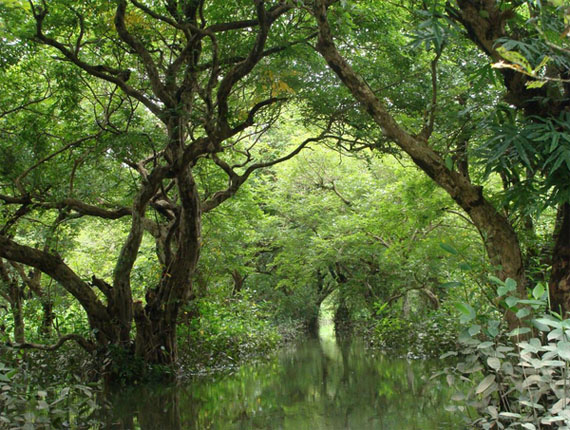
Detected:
[{"left": 3, "top": 0, "right": 570, "bottom": 428}]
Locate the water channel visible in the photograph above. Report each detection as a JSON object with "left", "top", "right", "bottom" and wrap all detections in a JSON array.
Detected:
[{"left": 107, "top": 320, "right": 466, "bottom": 429}]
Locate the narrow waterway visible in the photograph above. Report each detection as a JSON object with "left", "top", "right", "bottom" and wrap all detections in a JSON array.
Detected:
[{"left": 107, "top": 321, "right": 465, "bottom": 429}]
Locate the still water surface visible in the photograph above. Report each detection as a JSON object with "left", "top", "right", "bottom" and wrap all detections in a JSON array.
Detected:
[{"left": 109, "top": 326, "right": 465, "bottom": 429}]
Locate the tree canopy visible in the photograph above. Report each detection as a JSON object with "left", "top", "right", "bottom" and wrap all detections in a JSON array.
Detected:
[{"left": 1, "top": 0, "right": 570, "bottom": 390}]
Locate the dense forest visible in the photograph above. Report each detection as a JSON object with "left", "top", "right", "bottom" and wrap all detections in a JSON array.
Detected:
[{"left": 2, "top": 0, "right": 570, "bottom": 428}]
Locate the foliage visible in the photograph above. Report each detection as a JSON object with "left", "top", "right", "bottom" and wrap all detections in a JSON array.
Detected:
[
  {"left": 0, "top": 0, "right": 569, "bottom": 425},
  {"left": 440, "top": 279, "right": 570, "bottom": 429},
  {"left": 371, "top": 304, "right": 460, "bottom": 358},
  {"left": 178, "top": 292, "right": 281, "bottom": 374},
  {"left": 0, "top": 354, "right": 102, "bottom": 429}
]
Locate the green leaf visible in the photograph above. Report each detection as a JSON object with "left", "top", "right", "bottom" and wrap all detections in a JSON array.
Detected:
[
  {"left": 508, "top": 327, "right": 531, "bottom": 337},
  {"left": 477, "top": 341, "right": 494, "bottom": 349},
  {"left": 440, "top": 243, "right": 458, "bottom": 255},
  {"left": 517, "top": 299, "right": 545, "bottom": 306},
  {"left": 475, "top": 374, "right": 495, "bottom": 394},
  {"left": 488, "top": 275, "right": 504, "bottom": 286},
  {"left": 468, "top": 324, "right": 481, "bottom": 336},
  {"left": 487, "top": 320, "right": 500, "bottom": 338},
  {"left": 505, "top": 278, "right": 517, "bottom": 290},
  {"left": 557, "top": 341, "right": 570, "bottom": 360},
  {"left": 454, "top": 302, "right": 476, "bottom": 323},
  {"left": 533, "top": 55, "right": 550, "bottom": 74},
  {"left": 532, "top": 318, "right": 550, "bottom": 332},
  {"left": 440, "top": 351, "right": 458, "bottom": 359},
  {"left": 505, "top": 296, "right": 519, "bottom": 308},
  {"left": 496, "top": 46, "right": 532, "bottom": 73},
  {"left": 534, "top": 317, "right": 562, "bottom": 328},
  {"left": 516, "top": 307, "right": 530, "bottom": 319},
  {"left": 445, "top": 155, "right": 453, "bottom": 170},
  {"left": 525, "top": 79, "right": 547, "bottom": 89},
  {"left": 532, "top": 283, "right": 546, "bottom": 300},
  {"left": 497, "top": 286, "right": 506, "bottom": 297},
  {"left": 487, "top": 357, "right": 501, "bottom": 370}
]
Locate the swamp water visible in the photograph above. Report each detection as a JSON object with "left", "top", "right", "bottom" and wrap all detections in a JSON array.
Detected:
[{"left": 107, "top": 322, "right": 466, "bottom": 429}]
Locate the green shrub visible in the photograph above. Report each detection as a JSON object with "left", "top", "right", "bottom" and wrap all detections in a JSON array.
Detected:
[
  {"left": 0, "top": 358, "right": 102, "bottom": 429},
  {"left": 440, "top": 279, "right": 570, "bottom": 429},
  {"left": 178, "top": 294, "right": 281, "bottom": 373},
  {"left": 370, "top": 305, "right": 459, "bottom": 358}
]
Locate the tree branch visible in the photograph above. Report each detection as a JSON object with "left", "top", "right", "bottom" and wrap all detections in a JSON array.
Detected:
[
  {"left": 114, "top": 0, "right": 174, "bottom": 108},
  {"left": 31, "top": 3, "right": 163, "bottom": 118},
  {"left": 7, "top": 333, "right": 96, "bottom": 353},
  {"left": 14, "top": 133, "right": 102, "bottom": 194},
  {"left": 202, "top": 134, "right": 322, "bottom": 213}
]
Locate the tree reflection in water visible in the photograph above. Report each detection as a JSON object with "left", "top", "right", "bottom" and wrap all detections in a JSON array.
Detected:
[{"left": 107, "top": 324, "right": 464, "bottom": 430}]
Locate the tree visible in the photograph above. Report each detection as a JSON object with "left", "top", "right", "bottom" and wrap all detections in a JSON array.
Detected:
[
  {"left": 0, "top": 0, "right": 318, "bottom": 373},
  {"left": 444, "top": 0, "right": 570, "bottom": 314},
  {"left": 304, "top": 0, "right": 570, "bottom": 322}
]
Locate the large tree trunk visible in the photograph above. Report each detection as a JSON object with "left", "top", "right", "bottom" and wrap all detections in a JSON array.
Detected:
[
  {"left": 134, "top": 301, "right": 179, "bottom": 366},
  {"left": 133, "top": 161, "right": 202, "bottom": 367},
  {"left": 550, "top": 203, "right": 570, "bottom": 315}
]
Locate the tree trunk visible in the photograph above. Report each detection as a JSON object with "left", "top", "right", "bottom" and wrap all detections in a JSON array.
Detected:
[
  {"left": 133, "top": 301, "right": 178, "bottom": 366},
  {"left": 10, "top": 284, "right": 24, "bottom": 343},
  {"left": 132, "top": 164, "right": 202, "bottom": 368},
  {"left": 550, "top": 202, "right": 570, "bottom": 316},
  {"left": 231, "top": 269, "right": 245, "bottom": 295},
  {"left": 40, "top": 300, "right": 54, "bottom": 336}
]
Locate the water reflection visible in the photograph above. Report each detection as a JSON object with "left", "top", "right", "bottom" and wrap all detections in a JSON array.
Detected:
[{"left": 108, "top": 328, "right": 464, "bottom": 429}]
